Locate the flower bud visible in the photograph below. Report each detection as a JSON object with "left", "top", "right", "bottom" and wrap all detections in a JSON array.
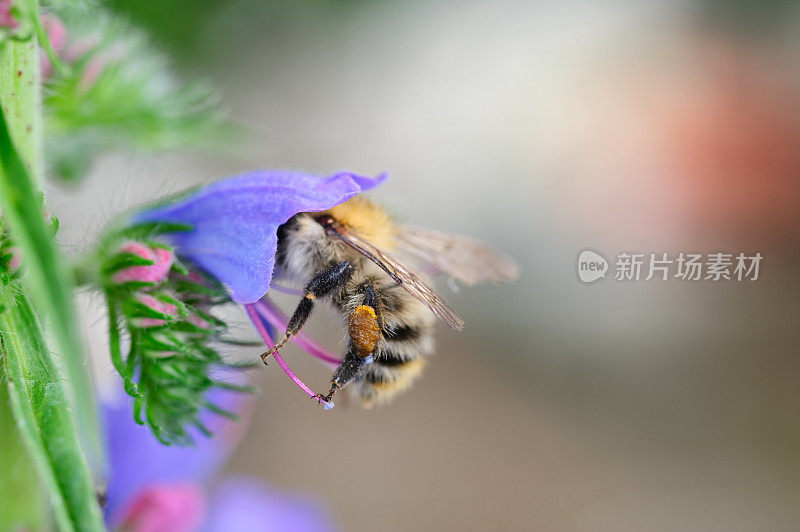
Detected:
[
  {"left": 0, "top": 0, "right": 18, "bottom": 30},
  {"left": 5, "top": 246, "right": 22, "bottom": 272},
  {"left": 40, "top": 15, "right": 67, "bottom": 78},
  {"left": 131, "top": 293, "right": 179, "bottom": 328},
  {"left": 117, "top": 483, "right": 205, "bottom": 532},
  {"left": 185, "top": 312, "right": 212, "bottom": 331},
  {"left": 112, "top": 241, "right": 174, "bottom": 285}
]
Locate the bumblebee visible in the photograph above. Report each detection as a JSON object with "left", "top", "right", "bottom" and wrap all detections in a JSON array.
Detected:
[{"left": 265, "top": 196, "right": 518, "bottom": 407}]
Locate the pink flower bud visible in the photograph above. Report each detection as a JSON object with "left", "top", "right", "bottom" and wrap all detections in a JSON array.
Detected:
[
  {"left": 113, "top": 241, "right": 173, "bottom": 285},
  {"left": 186, "top": 312, "right": 211, "bottom": 330},
  {"left": 185, "top": 270, "right": 207, "bottom": 285},
  {"left": 41, "top": 15, "right": 66, "bottom": 51},
  {"left": 40, "top": 15, "right": 67, "bottom": 78},
  {"left": 117, "top": 483, "right": 205, "bottom": 532},
  {"left": 6, "top": 246, "right": 22, "bottom": 272},
  {"left": 0, "top": 0, "right": 18, "bottom": 30},
  {"left": 81, "top": 54, "right": 106, "bottom": 89},
  {"left": 133, "top": 293, "right": 179, "bottom": 328}
]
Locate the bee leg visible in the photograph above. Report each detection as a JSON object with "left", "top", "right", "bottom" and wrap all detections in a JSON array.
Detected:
[
  {"left": 320, "top": 348, "right": 381, "bottom": 402},
  {"left": 261, "top": 260, "right": 352, "bottom": 363},
  {"left": 358, "top": 280, "right": 386, "bottom": 332},
  {"left": 317, "top": 350, "right": 370, "bottom": 402},
  {"left": 319, "top": 297, "right": 382, "bottom": 400}
]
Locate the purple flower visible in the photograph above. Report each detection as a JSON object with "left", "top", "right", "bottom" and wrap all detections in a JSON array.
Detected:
[
  {"left": 104, "top": 383, "right": 240, "bottom": 520},
  {"left": 99, "top": 169, "right": 384, "bottom": 529},
  {"left": 104, "top": 169, "right": 384, "bottom": 428},
  {"left": 202, "top": 479, "right": 338, "bottom": 532},
  {"left": 104, "top": 377, "right": 339, "bottom": 532},
  {"left": 116, "top": 484, "right": 205, "bottom": 532},
  {"left": 133, "top": 170, "right": 386, "bottom": 304}
]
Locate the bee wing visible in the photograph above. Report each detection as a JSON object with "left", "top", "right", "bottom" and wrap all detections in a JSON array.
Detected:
[
  {"left": 394, "top": 226, "right": 520, "bottom": 286},
  {"left": 328, "top": 222, "right": 465, "bottom": 331}
]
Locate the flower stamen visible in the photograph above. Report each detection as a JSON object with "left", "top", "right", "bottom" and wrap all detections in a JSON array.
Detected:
[
  {"left": 254, "top": 298, "right": 341, "bottom": 367},
  {"left": 243, "top": 303, "right": 334, "bottom": 410}
]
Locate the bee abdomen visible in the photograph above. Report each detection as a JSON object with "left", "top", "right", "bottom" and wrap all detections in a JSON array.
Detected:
[
  {"left": 350, "top": 325, "right": 433, "bottom": 406},
  {"left": 362, "top": 358, "right": 423, "bottom": 383},
  {"left": 383, "top": 323, "right": 420, "bottom": 342},
  {"left": 381, "top": 320, "right": 434, "bottom": 357},
  {"left": 356, "top": 357, "right": 428, "bottom": 407}
]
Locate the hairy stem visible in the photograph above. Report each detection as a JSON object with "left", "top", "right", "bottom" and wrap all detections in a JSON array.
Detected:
[
  {"left": 0, "top": 290, "right": 105, "bottom": 531},
  {"left": 0, "top": 378, "right": 46, "bottom": 530},
  {"left": 0, "top": 0, "right": 104, "bottom": 475},
  {"left": 0, "top": 0, "right": 106, "bottom": 528}
]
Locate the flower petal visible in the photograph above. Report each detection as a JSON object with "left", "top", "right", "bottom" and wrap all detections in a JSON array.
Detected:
[
  {"left": 133, "top": 170, "right": 387, "bottom": 303},
  {"left": 116, "top": 483, "right": 205, "bottom": 532},
  {"left": 104, "top": 372, "right": 252, "bottom": 522},
  {"left": 202, "top": 477, "right": 339, "bottom": 532}
]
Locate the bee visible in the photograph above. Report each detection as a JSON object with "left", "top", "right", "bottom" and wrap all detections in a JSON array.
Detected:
[{"left": 265, "top": 196, "right": 519, "bottom": 407}]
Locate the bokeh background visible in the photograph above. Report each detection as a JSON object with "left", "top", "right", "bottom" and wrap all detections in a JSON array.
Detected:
[{"left": 55, "top": 1, "right": 800, "bottom": 530}]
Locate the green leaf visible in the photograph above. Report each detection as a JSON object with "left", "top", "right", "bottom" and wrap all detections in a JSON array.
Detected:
[{"left": 0, "top": 291, "right": 105, "bottom": 531}]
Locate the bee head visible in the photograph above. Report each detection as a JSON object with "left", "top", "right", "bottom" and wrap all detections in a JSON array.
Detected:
[{"left": 316, "top": 214, "right": 338, "bottom": 236}]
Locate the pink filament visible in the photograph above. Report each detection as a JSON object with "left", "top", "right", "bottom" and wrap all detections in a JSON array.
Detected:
[
  {"left": 254, "top": 298, "right": 342, "bottom": 367},
  {"left": 243, "top": 303, "right": 330, "bottom": 407},
  {"left": 267, "top": 283, "right": 304, "bottom": 296}
]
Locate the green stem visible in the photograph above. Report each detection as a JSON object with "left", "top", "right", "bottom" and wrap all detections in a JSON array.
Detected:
[
  {"left": 0, "top": 374, "right": 46, "bottom": 530},
  {"left": 0, "top": 0, "right": 104, "bottom": 477},
  {"left": 1, "top": 290, "right": 105, "bottom": 532},
  {"left": 0, "top": 20, "right": 42, "bottom": 178}
]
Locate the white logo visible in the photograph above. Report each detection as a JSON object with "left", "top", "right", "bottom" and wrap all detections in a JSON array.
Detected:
[{"left": 577, "top": 250, "right": 608, "bottom": 283}]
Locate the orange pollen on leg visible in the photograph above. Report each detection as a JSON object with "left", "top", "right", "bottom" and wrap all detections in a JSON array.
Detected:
[{"left": 349, "top": 305, "right": 381, "bottom": 357}]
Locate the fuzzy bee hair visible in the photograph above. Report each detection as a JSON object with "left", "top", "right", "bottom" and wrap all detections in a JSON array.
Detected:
[{"left": 275, "top": 199, "right": 437, "bottom": 407}]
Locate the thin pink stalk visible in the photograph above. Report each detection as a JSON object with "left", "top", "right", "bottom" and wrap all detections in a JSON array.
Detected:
[
  {"left": 255, "top": 298, "right": 341, "bottom": 367},
  {"left": 267, "top": 283, "right": 304, "bottom": 296},
  {"left": 243, "top": 303, "right": 333, "bottom": 409}
]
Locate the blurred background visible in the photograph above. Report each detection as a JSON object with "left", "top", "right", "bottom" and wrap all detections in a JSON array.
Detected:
[{"left": 55, "top": 0, "right": 800, "bottom": 530}]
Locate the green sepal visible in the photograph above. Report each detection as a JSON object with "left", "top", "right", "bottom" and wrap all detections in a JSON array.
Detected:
[
  {"left": 100, "top": 252, "right": 155, "bottom": 275},
  {"left": 204, "top": 401, "right": 239, "bottom": 422},
  {"left": 120, "top": 221, "right": 194, "bottom": 238}
]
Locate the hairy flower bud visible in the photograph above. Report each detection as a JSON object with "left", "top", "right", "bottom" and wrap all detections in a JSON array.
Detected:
[
  {"left": 0, "top": 0, "right": 18, "bottom": 30},
  {"left": 112, "top": 241, "right": 174, "bottom": 285},
  {"left": 40, "top": 14, "right": 67, "bottom": 78},
  {"left": 185, "top": 312, "right": 212, "bottom": 331},
  {"left": 5, "top": 245, "right": 21, "bottom": 272},
  {"left": 130, "top": 293, "right": 180, "bottom": 328},
  {"left": 97, "top": 230, "right": 239, "bottom": 443}
]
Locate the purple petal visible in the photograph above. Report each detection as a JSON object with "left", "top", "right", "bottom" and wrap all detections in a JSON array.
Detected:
[
  {"left": 104, "top": 373, "right": 251, "bottom": 522},
  {"left": 202, "top": 477, "right": 340, "bottom": 532},
  {"left": 133, "top": 170, "right": 387, "bottom": 303}
]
